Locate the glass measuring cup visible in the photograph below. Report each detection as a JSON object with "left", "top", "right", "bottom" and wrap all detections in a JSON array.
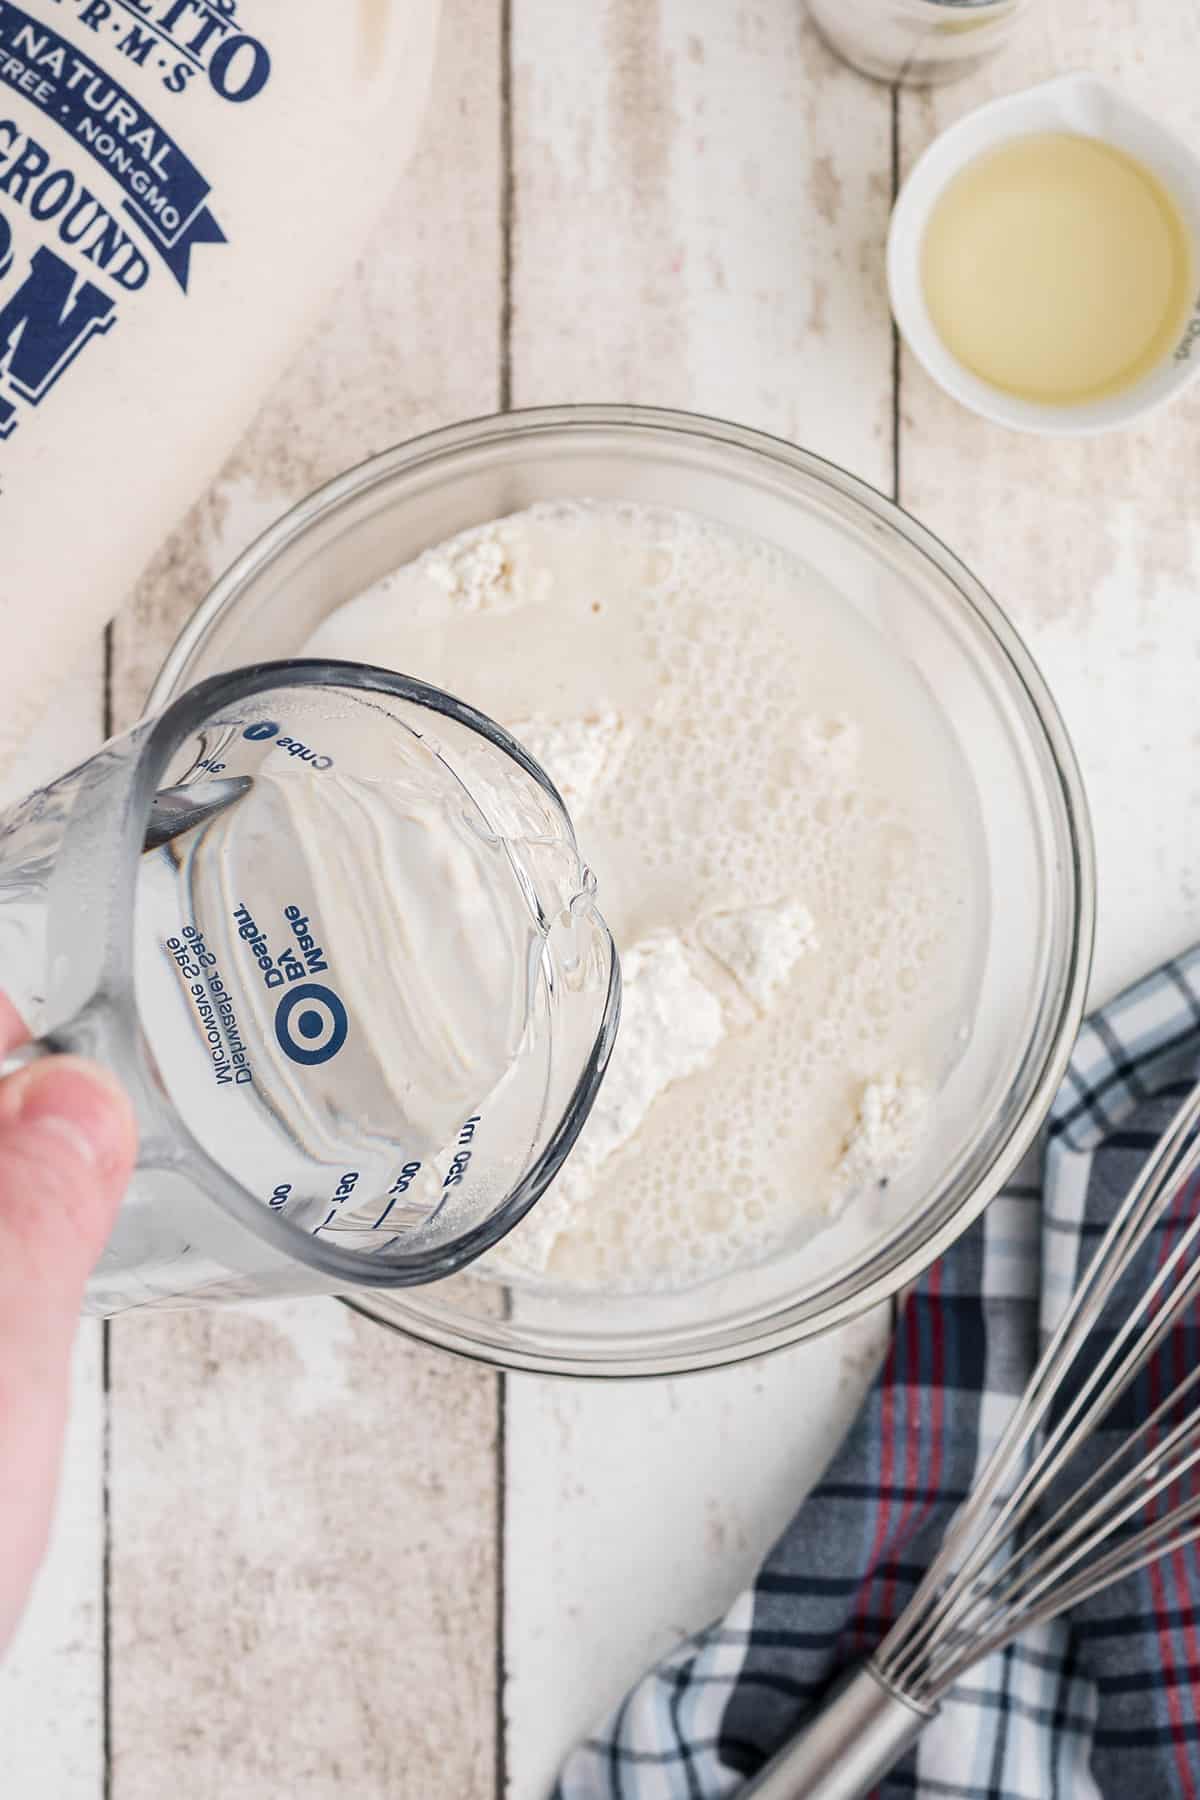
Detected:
[{"left": 0, "top": 661, "right": 619, "bottom": 1314}]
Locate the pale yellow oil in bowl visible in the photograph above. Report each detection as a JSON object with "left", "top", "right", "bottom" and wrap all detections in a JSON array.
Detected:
[{"left": 921, "top": 132, "right": 1195, "bottom": 406}]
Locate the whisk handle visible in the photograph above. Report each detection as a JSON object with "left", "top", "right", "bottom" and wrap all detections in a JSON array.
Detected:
[{"left": 740, "top": 1663, "right": 935, "bottom": 1799}]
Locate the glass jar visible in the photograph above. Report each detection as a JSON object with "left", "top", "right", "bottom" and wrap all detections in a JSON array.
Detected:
[{"left": 808, "top": 0, "right": 1031, "bottom": 87}]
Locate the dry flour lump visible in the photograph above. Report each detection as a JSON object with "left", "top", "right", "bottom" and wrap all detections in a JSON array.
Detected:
[
  {"left": 698, "top": 902, "right": 819, "bottom": 1014},
  {"left": 490, "top": 898, "right": 822, "bottom": 1287},
  {"left": 424, "top": 520, "right": 554, "bottom": 615},
  {"left": 507, "top": 714, "right": 631, "bottom": 818},
  {"left": 829, "top": 1075, "right": 933, "bottom": 1220},
  {"left": 502, "top": 931, "right": 725, "bottom": 1285}
]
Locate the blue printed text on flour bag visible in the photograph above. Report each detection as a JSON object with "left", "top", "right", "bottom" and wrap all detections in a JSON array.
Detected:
[{"left": 0, "top": 0, "right": 273, "bottom": 437}]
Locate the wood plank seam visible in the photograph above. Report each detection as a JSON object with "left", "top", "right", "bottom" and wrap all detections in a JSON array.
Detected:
[
  {"left": 102, "top": 625, "right": 114, "bottom": 1800},
  {"left": 100, "top": 1324, "right": 112, "bottom": 1800},
  {"left": 889, "top": 79, "right": 901, "bottom": 1342},
  {"left": 890, "top": 82, "right": 902, "bottom": 513},
  {"left": 500, "top": 0, "right": 515, "bottom": 418},
  {"left": 498, "top": 8, "right": 515, "bottom": 1796},
  {"left": 495, "top": 1374, "right": 510, "bottom": 1800}
]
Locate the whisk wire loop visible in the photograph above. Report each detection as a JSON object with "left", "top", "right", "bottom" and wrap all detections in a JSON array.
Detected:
[{"left": 878, "top": 1078, "right": 1200, "bottom": 1703}]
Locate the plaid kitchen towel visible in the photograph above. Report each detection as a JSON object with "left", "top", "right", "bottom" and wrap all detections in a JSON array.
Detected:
[{"left": 555, "top": 946, "right": 1200, "bottom": 1800}]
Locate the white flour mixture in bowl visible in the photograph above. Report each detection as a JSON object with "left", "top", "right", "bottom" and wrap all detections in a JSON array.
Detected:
[{"left": 304, "top": 500, "right": 983, "bottom": 1295}]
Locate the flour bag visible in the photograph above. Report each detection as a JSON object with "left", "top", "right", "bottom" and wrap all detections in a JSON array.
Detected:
[{"left": 0, "top": 0, "right": 440, "bottom": 754}]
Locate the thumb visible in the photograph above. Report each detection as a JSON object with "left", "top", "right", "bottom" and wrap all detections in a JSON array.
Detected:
[
  {"left": 0, "top": 1056, "right": 138, "bottom": 1320},
  {"left": 0, "top": 1056, "right": 137, "bottom": 1651}
]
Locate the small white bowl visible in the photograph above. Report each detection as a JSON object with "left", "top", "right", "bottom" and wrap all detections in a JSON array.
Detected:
[{"left": 888, "top": 74, "right": 1200, "bottom": 436}]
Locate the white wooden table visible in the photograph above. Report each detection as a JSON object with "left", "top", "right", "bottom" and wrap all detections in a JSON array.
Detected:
[{"left": 4, "top": 3, "right": 1200, "bottom": 1794}]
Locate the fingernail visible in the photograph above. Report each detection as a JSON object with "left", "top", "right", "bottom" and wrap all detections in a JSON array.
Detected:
[{"left": 0, "top": 1057, "right": 136, "bottom": 1175}]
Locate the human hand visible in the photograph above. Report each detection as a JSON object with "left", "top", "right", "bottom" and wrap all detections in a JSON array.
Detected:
[{"left": 0, "top": 994, "right": 137, "bottom": 1655}]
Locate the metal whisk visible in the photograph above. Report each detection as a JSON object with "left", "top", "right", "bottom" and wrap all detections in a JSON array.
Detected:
[{"left": 744, "top": 1077, "right": 1200, "bottom": 1799}]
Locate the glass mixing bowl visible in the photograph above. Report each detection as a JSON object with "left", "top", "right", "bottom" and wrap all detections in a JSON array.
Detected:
[{"left": 149, "top": 406, "right": 1094, "bottom": 1376}]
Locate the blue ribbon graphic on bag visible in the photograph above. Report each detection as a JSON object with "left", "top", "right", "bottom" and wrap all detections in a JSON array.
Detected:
[{"left": 0, "top": 3, "right": 225, "bottom": 292}]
